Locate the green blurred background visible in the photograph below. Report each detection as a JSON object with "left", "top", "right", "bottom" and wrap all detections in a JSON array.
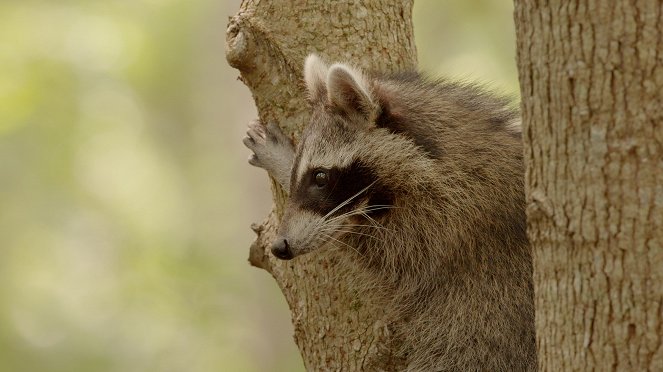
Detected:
[{"left": 0, "top": 1, "right": 517, "bottom": 371}]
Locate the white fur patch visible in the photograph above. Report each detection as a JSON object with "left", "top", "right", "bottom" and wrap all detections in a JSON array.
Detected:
[
  {"left": 294, "top": 136, "right": 355, "bottom": 189},
  {"left": 326, "top": 63, "right": 374, "bottom": 112},
  {"left": 282, "top": 207, "right": 319, "bottom": 244},
  {"left": 304, "top": 54, "right": 329, "bottom": 101}
]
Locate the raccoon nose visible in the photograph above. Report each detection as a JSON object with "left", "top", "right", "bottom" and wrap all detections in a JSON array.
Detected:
[{"left": 271, "top": 238, "right": 294, "bottom": 260}]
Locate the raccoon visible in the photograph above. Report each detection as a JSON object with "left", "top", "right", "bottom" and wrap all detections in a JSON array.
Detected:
[{"left": 243, "top": 54, "right": 535, "bottom": 371}]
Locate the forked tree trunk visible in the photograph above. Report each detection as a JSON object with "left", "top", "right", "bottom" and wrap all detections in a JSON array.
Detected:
[
  {"left": 515, "top": 1, "right": 663, "bottom": 370},
  {"left": 226, "top": 1, "right": 417, "bottom": 370}
]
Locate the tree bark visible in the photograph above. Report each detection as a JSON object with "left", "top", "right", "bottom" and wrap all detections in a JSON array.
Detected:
[
  {"left": 226, "top": 1, "right": 416, "bottom": 370},
  {"left": 515, "top": 1, "right": 663, "bottom": 370}
]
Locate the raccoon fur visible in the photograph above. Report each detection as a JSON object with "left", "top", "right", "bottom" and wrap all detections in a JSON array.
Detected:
[{"left": 243, "top": 54, "right": 535, "bottom": 371}]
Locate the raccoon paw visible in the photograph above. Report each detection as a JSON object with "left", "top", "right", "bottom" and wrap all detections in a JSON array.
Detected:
[{"left": 243, "top": 119, "right": 294, "bottom": 190}]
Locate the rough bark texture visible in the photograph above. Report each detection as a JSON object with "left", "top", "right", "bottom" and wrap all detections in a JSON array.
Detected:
[
  {"left": 226, "top": 1, "right": 416, "bottom": 370},
  {"left": 515, "top": 1, "right": 663, "bottom": 370}
]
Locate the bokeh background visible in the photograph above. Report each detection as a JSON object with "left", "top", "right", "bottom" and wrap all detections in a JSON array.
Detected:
[{"left": 0, "top": 1, "right": 518, "bottom": 371}]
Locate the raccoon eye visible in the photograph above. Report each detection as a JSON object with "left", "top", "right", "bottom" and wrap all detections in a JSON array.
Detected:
[{"left": 313, "top": 170, "right": 329, "bottom": 187}]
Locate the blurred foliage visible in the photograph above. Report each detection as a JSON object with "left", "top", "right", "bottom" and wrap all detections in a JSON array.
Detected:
[
  {"left": 0, "top": 1, "right": 517, "bottom": 371},
  {"left": 414, "top": 1, "right": 519, "bottom": 92}
]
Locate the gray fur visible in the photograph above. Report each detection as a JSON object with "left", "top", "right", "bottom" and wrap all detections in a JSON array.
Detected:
[
  {"left": 244, "top": 55, "right": 535, "bottom": 371},
  {"left": 243, "top": 119, "right": 295, "bottom": 190}
]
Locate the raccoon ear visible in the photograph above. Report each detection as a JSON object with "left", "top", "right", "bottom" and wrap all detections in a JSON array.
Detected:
[
  {"left": 326, "top": 63, "right": 378, "bottom": 122},
  {"left": 304, "top": 54, "right": 329, "bottom": 103}
]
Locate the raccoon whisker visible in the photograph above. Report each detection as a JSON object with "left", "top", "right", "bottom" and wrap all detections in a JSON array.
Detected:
[
  {"left": 324, "top": 204, "right": 394, "bottom": 225},
  {"left": 362, "top": 204, "right": 398, "bottom": 209},
  {"left": 353, "top": 205, "right": 394, "bottom": 221},
  {"left": 320, "top": 232, "right": 361, "bottom": 255},
  {"left": 342, "top": 204, "right": 397, "bottom": 217},
  {"left": 337, "top": 204, "right": 396, "bottom": 216},
  {"left": 358, "top": 211, "right": 389, "bottom": 234},
  {"left": 311, "top": 234, "right": 341, "bottom": 255},
  {"left": 310, "top": 182, "right": 379, "bottom": 240},
  {"left": 322, "top": 209, "right": 368, "bottom": 226},
  {"left": 321, "top": 218, "right": 393, "bottom": 234},
  {"left": 328, "top": 223, "right": 392, "bottom": 232},
  {"left": 320, "top": 180, "right": 378, "bottom": 221},
  {"left": 359, "top": 213, "right": 380, "bottom": 227},
  {"left": 321, "top": 208, "right": 394, "bottom": 239},
  {"left": 321, "top": 237, "right": 341, "bottom": 253},
  {"left": 337, "top": 230, "right": 383, "bottom": 242},
  {"left": 361, "top": 205, "right": 398, "bottom": 214},
  {"left": 319, "top": 227, "right": 382, "bottom": 241},
  {"left": 357, "top": 206, "right": 397, "bottom": 221},
  {"left": 319, "top": 237, "right": 358, "bottom": 262},
  {"left": 325, "top": 211, "right": 361, "bottom": 225}
]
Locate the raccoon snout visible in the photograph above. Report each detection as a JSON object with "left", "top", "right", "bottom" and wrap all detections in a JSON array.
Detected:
[{"left": 271, "top": 238, "right": 294, "bottom": 260}]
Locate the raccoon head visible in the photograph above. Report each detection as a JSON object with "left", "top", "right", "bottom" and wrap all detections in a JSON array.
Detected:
[{"left": 270, "top": 54, "right": 396, "bottom": 260}]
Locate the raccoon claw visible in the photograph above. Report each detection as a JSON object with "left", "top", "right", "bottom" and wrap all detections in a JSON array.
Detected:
[
  {"left": 246, "top": 120, "right": 266, "bottom": 142},
  {"left": 243, "top": 119, "right": 295, "bottom": 190},
  {"left": 247, "top": 153, "right": 260, "bottom": 167},
  {"left": 243, "top": 119, "right": 284, "bottom": 169}
]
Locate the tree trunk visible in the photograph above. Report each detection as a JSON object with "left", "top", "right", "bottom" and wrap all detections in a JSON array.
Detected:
[
  {"left": 515, "top": 1, "right": 663, "bottom": 370},
  {"left": 226, "top": 1, "right": 417, "bottom": 370}
]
